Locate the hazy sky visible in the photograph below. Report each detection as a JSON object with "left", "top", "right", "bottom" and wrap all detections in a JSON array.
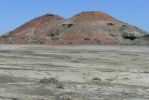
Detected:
[{"left": 0, "top": 0, "right": 148, "bottom": 35}]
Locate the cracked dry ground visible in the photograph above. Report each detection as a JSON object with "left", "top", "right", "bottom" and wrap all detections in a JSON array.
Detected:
[{"left": 0, "top": 45, "right": 149, "bottom": 100}]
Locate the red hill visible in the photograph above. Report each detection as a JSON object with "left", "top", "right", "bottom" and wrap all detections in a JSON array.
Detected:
[{"left": 0, "top": 11, "right": 148, "bottom": 45}]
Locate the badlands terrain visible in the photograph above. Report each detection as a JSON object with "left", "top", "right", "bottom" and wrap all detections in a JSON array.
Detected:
[
  {"left": 0, "top": 10, "right": 149, "bottom": 100},
  {"left": 0, "top": 45, "right": 149, "bottom": 100},
  {"left": 0, "top": 11, "right": 149, "bottom": 45}
]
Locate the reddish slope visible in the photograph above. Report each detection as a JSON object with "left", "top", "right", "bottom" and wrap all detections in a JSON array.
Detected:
[
  {"left": 1, "top": 14, "right": 64, "bottom": 44},
  {"left": 69, "top": 11, "right": 120, "bottom": 23},
  {"left": 56, "top": 11, "right": 120, "bottom": 44}
]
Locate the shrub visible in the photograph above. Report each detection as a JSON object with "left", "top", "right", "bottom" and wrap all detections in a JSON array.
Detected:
[
  {"left": 39, "top": 77, "right": 64, "bottom": 89},
  {"left": 92, "top": 77, "right": 102, "bottom": 82}
]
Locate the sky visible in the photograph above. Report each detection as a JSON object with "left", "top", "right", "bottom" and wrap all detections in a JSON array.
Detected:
[{"left": 0, "top": 0, "right": 148, "bottom": 35}]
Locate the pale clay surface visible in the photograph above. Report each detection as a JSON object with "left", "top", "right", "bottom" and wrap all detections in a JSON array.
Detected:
[{"left": 0, "top": 45, "right": 149, "bottom": 100}]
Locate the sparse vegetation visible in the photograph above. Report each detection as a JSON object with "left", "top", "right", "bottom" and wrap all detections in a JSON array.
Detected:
[
  {"left": 11, "top": 98, "right": 18, "bottom": 100},
  {"left": 143, "top": 71, "right": 149, "bottom": 73},
  {"left": 39, "top": 77, "right": 64, "bottom": 89},
  {"left": 56, "top": 95, "right": 72, "bottom": 100},
  {"left": 55, "top": 92, "right": 73, "bottom": 100},
  {"left": 92, "top": 77, "right": 102, "bottom": 82},
  {"left": 106, "top": 78, "right": 114, "bottom": 84}
]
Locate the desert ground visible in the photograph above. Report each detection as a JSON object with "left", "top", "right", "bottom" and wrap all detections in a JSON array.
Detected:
[{"left": 0, "top": 45, "right": 149, "bottom": 100}]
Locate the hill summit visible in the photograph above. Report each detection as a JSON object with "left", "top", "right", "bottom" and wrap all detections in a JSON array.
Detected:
[{"left": 0, "top": 11, "right": 149, "bottom": 45}]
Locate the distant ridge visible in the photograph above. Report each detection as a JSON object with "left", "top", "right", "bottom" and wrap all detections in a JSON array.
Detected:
[{"left": 0, "top": 11, "right": 149, "bottom": 45}]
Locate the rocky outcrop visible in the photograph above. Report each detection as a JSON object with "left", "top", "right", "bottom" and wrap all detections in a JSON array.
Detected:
[{"left": 0, "top": 11, "right": 148, "bottom": 45}]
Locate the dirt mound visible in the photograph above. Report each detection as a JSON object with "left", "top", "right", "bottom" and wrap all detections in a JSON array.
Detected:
[{"left": 0, "top": 11, "right": 148, "bottom": 45}]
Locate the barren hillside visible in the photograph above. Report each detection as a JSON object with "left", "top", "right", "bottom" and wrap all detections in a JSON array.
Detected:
[{"left": 0, "top": 11, "right": 148, "bottom": 45}]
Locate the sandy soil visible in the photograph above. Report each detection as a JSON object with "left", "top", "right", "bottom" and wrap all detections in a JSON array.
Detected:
[{"left": 0, "top": 45, "right": 149, "bottom": 100}]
